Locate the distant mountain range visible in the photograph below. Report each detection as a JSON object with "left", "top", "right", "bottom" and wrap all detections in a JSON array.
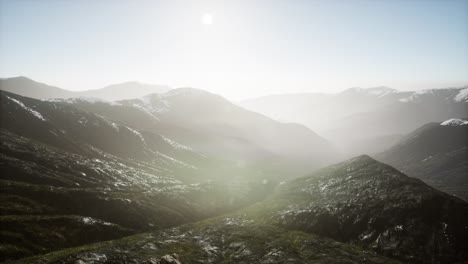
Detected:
[
  {"left": 1, "top": 90, "right": 262, "bottom": 260},
  {"left": 242, "top": 86, "right": 468, "bottom": 156},
  {"left": 51, "top": 87, "right": 339, "bottom": 178},
  {"left": 0, "top": 76, "right": 170, "bottom": 101},
  {"left": 1, "top": 77, "right": 467, "bottom": 263},
  {"left": 0, "top": 86, "right": 337, "bottom": 260},
  {"left": 376, "top": 118, "right": 468, "bottom": 201}
]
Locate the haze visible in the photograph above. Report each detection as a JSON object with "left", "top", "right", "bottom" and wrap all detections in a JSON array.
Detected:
[{"left": 1, "top": 0, "right": 467, "bottom": 100}]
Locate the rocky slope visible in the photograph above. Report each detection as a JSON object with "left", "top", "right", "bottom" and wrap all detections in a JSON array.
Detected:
[
  {"left": 375, "top": 119, "right": 468, "bottom": 201},
  {"left": 8, "top": 215, "right": 400, "bottom": 264},
  {"left": 0, "top": 91, "right": 275, "bottom": 261},
  {"left": 250, "top": 155, "right": 468, "bottom": 263},
  {"left": 57, "top": 88, "right": 339, "bottom": 178},
  {"left": 10, "top": 156, "right": 468, "bottom": 264}
]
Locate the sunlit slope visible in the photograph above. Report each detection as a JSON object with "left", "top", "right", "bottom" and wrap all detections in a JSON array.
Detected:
[
  {"left": 245, "top": 155, "right": 468, "bottom": 263},
  {"left": 9, "top": 216, "right": 399, "bottom": 264},
  {"left": 64, "top": 87, "right": 339, "bottom": 179},
  {"left": 13, "top": 156, "right": 468, "bottom": 264},
  {"left": 0, "top": 130, "right": 259, "bottom": 261},
  {"left": 0, "top": 91, "right": 276, "bottom": 260},
  {"left": 1, "top": 90, "right": 273, "bottom": 183},
  {"left": 376, "top": 121, "right": 468, "bottom": 201}
]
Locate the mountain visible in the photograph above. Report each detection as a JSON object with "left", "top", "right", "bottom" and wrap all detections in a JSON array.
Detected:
[
  {"left": 241, "top": 86, "right": 468, "bottom": 156},
  {"left": 58, "top": 88, "right": 339, "bottom": 178},
  {"left": 0, "top": 77, "right": 170, "bottom": 101},
  {"left": 0, "top": 91, "right": 273, "bottom": 261},
  {"left": 375, "top": 119, "right": 468, "bottom": 201},
  {"left": 241, "top": 86, "right": 408, "bottom": 131},
  {"left": 0, "top": 76, "right": 75, "bottom": 99},
  {"left": 14, "top": 216, "right": 400, "bottom": 264},
  {"left": 13, "top": 156, "right": 468, "bottom": 264},
  {"left": 78, "top": 82, "right": 170, "bottom": 101},
  {"left": 251, "top": 155, "right": 468, "bottom": 263}
]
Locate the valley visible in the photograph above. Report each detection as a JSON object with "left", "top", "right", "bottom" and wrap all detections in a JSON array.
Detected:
[{"left": 0, "top": 78, "right": 467, "bottom": 263}]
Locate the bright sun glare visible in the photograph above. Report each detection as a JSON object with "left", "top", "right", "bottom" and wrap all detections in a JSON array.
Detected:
[{"left": 202, "top": 13, "right": 213, "bottom": 25}]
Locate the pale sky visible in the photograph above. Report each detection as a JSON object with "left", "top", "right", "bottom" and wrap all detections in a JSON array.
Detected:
[{"left": 1, "top": 0, "right": 467, "bottom": 100}]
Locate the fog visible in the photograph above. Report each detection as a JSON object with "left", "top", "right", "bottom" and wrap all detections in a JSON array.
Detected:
[{"left": 1, "top": 0, "right": 468, "bottom": 263}]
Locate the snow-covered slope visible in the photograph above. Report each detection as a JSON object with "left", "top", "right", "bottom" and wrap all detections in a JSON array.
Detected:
[{"left": 440, "top": 118, "right": 468, "bottom": 126}]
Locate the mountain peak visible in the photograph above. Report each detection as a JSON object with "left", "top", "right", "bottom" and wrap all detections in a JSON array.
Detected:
[
  {"left": 340, "top": 86, "right": 396, "bottom": 97},
  {"left": 440, "top": 118, "right": 468, "bottom": 126},
  {"left": 2, "top": 76, "right": 31, "bottom": 81},
  {"left": 165, "top": 87, "right": 216, "bottom": 97}
]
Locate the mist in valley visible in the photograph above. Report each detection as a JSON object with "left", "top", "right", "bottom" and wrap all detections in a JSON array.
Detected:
[{"left": 1, "top": 1, "right": 468, "bottom": 264}]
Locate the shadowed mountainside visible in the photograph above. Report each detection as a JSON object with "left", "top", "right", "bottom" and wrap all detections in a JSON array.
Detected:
[
  {"left": 10, "top": 156, "right": 468, "bottom": 264},
  {"left": 375, "top": 119, "right": 468, "bottom": 201}
]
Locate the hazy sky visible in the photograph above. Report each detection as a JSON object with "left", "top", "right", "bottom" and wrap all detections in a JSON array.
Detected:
[{"left": 1, "top": 0, "right": 467, "bottom": 100}]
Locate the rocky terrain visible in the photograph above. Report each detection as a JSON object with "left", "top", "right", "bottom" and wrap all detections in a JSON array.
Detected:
[
  {"left": 1, "top": 83, "right": 467, "bottom": 263},
  {"left": 0, "top": 91, "right": 278, "bottom": 260},
  {"left": 258, "top": 156, "right": 468, "bottom": 263},
  {"left": 376, "top": 119, "right": 468, "bottom": 201},
  {"left": 7, "top": 156, "right": 468, "bottom": 264},
  {"left": 47, "top": 87, "right": 339, "bottom": 178}
]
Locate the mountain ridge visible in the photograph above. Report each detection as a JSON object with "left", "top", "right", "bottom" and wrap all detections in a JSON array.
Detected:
[
  {"left": 375, "top": 119, "right": 468, "bottom": 201},
  {"left": 0, "top": 77, "right": 170, "bottom": 101},
  {"left": 10, "top": 155, "right": 468, "bottom": 264}
]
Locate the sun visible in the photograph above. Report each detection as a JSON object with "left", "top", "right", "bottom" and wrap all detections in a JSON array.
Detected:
[{"left": 201, "top": 13, "right": 213, "bottom": 25}]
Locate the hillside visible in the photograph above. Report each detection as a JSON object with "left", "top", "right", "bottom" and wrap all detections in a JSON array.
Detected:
[
  {"left": 0, "top": 91, "right": 275, "bottom": 260},
  {"left": 242, "top": 86, "right": 468, "bottom": 156},
  {"left": 0, "top": 77, "right": 170, "bottom": 101},
  {"left": 376, "top": 119, "right": 468, "bottom": 201},
  {"left": 0, "top": 77, "right": 74, "bottom": 99},
  {"left": 59, "top": 88, "right": 339, "bottom": 178},
  {"left": 11, "top": 156, "right": 468, "bottom": 264}
]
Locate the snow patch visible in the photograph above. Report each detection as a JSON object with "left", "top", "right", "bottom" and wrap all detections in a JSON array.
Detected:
[
  {"left": 440, "top": 118, "right": 468, "bottom": 126},
  {"left": 162, "top": 136, "right": 192, "bottom": 150},
  {"left": 125, "top": 126, "right": 146, "bottom": 143},
  {"left": 131, "top": 103, "right": 161, "bottom": 120},
  {"left": 79, "top": 216, "right": 113, "bottom": 226},
  {"left": 110, "top": 122, "right": 120, "bottom": 131},
  {"left": 398, "top": 89, "right": 433, "bottom": 103},
  {"left": 454, "top": 88, "right": 468, "bottom": 102},
  {"left": 6, "top": 96, "right": 46, "bottom": 121},
  {"left": 48, "top": 97, "right": 121, "bottom": 105}
]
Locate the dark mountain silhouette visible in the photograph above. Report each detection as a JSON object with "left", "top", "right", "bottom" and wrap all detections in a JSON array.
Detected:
[
  {"left": 14, "top": 156, "right": 468, "bottom": 264},
  {"left": 254, "top": 155, "right": 468, "bottom": 263}
]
